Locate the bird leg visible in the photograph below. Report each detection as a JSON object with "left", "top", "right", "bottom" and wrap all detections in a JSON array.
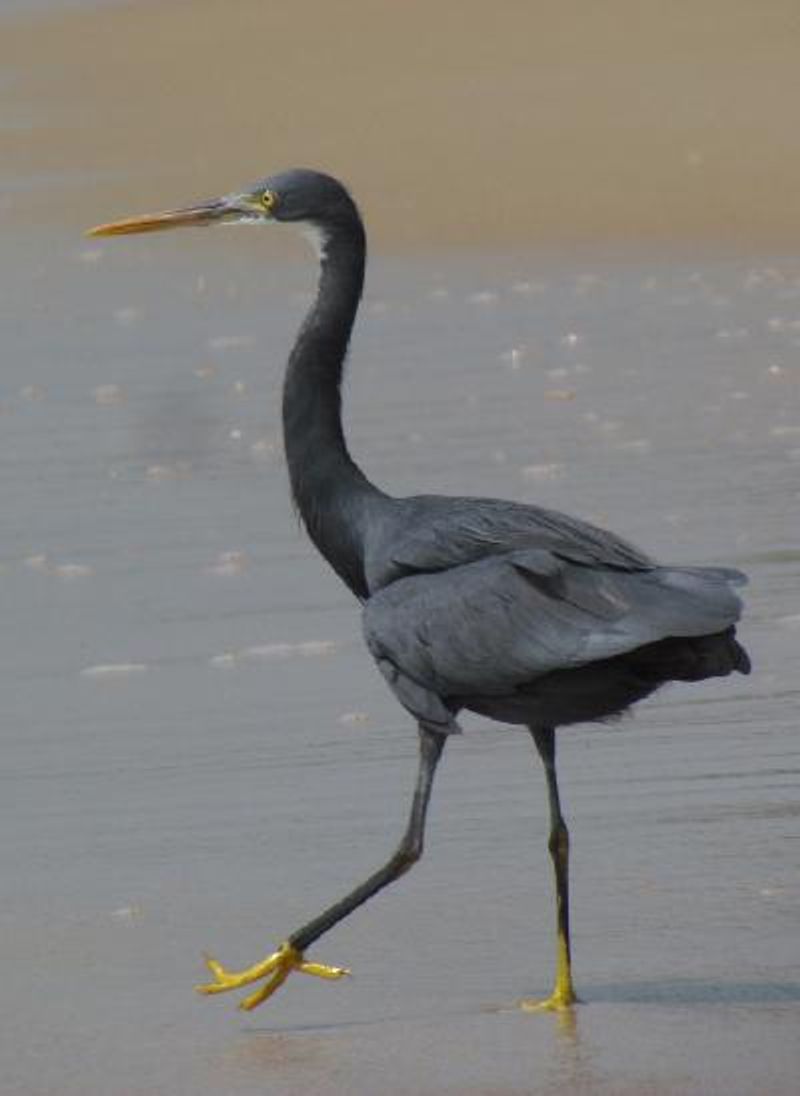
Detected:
[
  {"left": 520, "top": 725, "right": 579, "bottom": 1012},
  {"left": 197, "top": 725, "right": 446, "bottom": 1010}
]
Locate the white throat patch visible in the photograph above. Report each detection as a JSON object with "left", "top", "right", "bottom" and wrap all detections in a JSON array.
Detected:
[{"left": 300, "top": 223, "right": 329, "bottom": 261}]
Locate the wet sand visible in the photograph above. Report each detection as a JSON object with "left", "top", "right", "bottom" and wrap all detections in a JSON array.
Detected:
[{"left": 2, "top": 3, "right": 800, "bottom": 1095}]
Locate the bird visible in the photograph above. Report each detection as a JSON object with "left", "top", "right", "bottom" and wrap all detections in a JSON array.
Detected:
[{"left": 88, "top": 169, "right": 750, "bottom": 1013}]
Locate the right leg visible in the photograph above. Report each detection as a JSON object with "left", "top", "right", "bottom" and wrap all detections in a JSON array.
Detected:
[{"left": 522, "top": 724, "right": 578, "bottom": 1010}]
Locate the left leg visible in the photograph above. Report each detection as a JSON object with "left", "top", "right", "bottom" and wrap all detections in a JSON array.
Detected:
[
  {"left": 521, "top": 724, "right": 579, "bottom": 1010},
  {"left": 197, "top": 724, "right": 446, "bottom": 1010}
]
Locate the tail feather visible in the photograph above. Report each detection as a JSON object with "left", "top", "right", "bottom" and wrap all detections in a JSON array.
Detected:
[{"left": 631, "top": 626, "right": 750, "bottom": 683}]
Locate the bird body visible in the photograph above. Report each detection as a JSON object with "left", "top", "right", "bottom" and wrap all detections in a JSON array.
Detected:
[
  {"left": 364, "top": 532, "right": 747, "bottom": 733},
  {"left": 299, "top": 479, "right": 748, "bottom": 734},
  {"left": 275, "top": 181, "right": 748, "bottom": 735},
  {"left": 89, "top": 168, "right": 749, "bottom": 1013}
]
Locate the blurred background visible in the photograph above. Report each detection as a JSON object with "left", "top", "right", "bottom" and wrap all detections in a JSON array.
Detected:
[
  {"left": 2, "top": 4, "right": 799, "bottom": 1096},
  {"left": 2, "top": 0, "right": 800, "bottom": 252}
]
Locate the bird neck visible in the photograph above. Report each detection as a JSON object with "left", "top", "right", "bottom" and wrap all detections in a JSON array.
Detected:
[{"left": 282, "top": 215, "right": 380, "bottom": 598}]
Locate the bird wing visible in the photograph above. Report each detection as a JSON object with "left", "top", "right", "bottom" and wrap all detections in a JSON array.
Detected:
[
  {"left": 365, "top": 495, "right": 654, "bottom": 592},
  {"left": 363, "top": 546, "right": 746, "bottom": 728}
]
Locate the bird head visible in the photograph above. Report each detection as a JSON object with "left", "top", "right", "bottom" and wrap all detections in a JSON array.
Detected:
[{"left": 87, "top": 169, "right": 359, "bottom": 239}]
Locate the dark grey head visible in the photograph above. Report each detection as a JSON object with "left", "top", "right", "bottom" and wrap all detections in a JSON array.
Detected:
[
  {"left": 87, "top": 168, "right": 361, "bottom": 240},
  {"left": 254, "top": 169, "right": 359, "bottom": 229}
]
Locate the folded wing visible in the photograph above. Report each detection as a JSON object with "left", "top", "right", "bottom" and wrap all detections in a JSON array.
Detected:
[{"left": 363, "top": 546, "right": 746, "bottom": 728}]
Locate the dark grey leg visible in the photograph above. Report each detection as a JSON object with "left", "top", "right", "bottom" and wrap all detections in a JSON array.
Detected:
[
  {"left": 524, "top": 725, "right": 578, "bottom": 1009},
  {"left": 198, "top": 724, "right": 446, "bottom": 1009},
  {"left": 291, "top": 723, "right": 445, "bottom": 950}
]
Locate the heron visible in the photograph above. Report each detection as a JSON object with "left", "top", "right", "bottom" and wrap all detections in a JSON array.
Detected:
[{"left": 88, "top": 169, "right": 749, "bottom": 1012}]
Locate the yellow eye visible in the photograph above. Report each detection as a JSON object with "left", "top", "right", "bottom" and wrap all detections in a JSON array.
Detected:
[{"left": 261, "top": 189, "right": 277, "bottom": 211}]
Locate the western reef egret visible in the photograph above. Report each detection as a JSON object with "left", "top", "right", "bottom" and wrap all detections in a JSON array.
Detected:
[{"left": 89, "top": 169, "right": 749, "bottom": 1012}]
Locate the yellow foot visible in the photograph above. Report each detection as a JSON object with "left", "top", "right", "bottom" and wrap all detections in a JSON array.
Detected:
[
  {"left": 196, "top": 941, "right": 350, "bottom": 1011},
  {"left": 519, "top": 986, "right": 580, "bottom": 1012}
]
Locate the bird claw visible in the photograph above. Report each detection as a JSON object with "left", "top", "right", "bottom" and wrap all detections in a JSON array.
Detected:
[
  {"left": 518, "top": 986, "right": 581, "bottom": 1012},
  {"left": 196, "top": 941, "right": 350, "bottom": 1011}
]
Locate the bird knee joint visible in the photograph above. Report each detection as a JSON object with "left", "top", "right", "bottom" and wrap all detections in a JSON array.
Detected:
[
  {"left": 549, "top": 823, "right": 569, "bottom": 860},
  {"left": 394, "top": 843, "right": 422, "bottom": 874}
]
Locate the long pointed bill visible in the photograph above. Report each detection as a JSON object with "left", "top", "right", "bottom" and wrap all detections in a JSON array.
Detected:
[{"left": 87, "top": 199, "right": 230, "bottom": 238}]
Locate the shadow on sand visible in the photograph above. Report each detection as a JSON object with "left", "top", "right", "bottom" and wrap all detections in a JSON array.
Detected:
[{"left": 582, "top": 978, "right": 800, "bottom": 1006}]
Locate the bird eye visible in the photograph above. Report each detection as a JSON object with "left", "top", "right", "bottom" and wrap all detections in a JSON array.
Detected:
[{"left": 261, "top": 190, "right": 277, "bottom": 212}]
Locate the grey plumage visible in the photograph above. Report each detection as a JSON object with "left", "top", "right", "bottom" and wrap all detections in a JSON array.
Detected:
[
  {"left": 94, "top": 168, "right": 751, "bottom": 1009},
  {"left": 362, "top": 496, "right": 748, "bottom": 734}
]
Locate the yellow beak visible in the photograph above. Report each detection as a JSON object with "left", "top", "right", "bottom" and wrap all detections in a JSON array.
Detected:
[{"left": 86, "top": 199, "right": 230, "bottom": 238}]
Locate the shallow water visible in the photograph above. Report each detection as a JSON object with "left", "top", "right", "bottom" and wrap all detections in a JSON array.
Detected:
[
  {"left": 1, "top": 222, "right": 798, "bottom": 1094},
  {"left": 2, "top": 0, "right": 800, "bottom": 1088}
]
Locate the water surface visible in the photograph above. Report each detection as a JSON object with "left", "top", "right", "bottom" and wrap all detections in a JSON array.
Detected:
[
  {"left": 1, "top": 226, "right": 798, "bottom": 1095},
  {"left": 1, "top": 1, "right": 799, "bottom": 1091}
]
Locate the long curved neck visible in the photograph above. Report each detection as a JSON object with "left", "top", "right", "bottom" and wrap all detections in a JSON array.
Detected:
[{"left": 282, "top": 214, "right": 381, "bottom": 598}]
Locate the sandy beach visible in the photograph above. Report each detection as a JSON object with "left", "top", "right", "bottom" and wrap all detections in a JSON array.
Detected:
[
  {"left": 1, "top": 3, "right": 799, "bottom": 1094},
  {"left": 3, "top": 0, "right": 800, "bottom": 251}
]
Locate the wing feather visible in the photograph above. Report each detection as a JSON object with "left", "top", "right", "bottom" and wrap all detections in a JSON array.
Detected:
[
  {"left": 363, "top": 548, "right": 746, "bottom": 716},
  {"left": 365, "top": 495, "right": 654, "bottom": 592}
]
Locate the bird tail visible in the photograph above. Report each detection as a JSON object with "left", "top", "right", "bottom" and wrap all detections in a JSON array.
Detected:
[{"left": 630, "top": 626, "right": 750, "bottom": 682}]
